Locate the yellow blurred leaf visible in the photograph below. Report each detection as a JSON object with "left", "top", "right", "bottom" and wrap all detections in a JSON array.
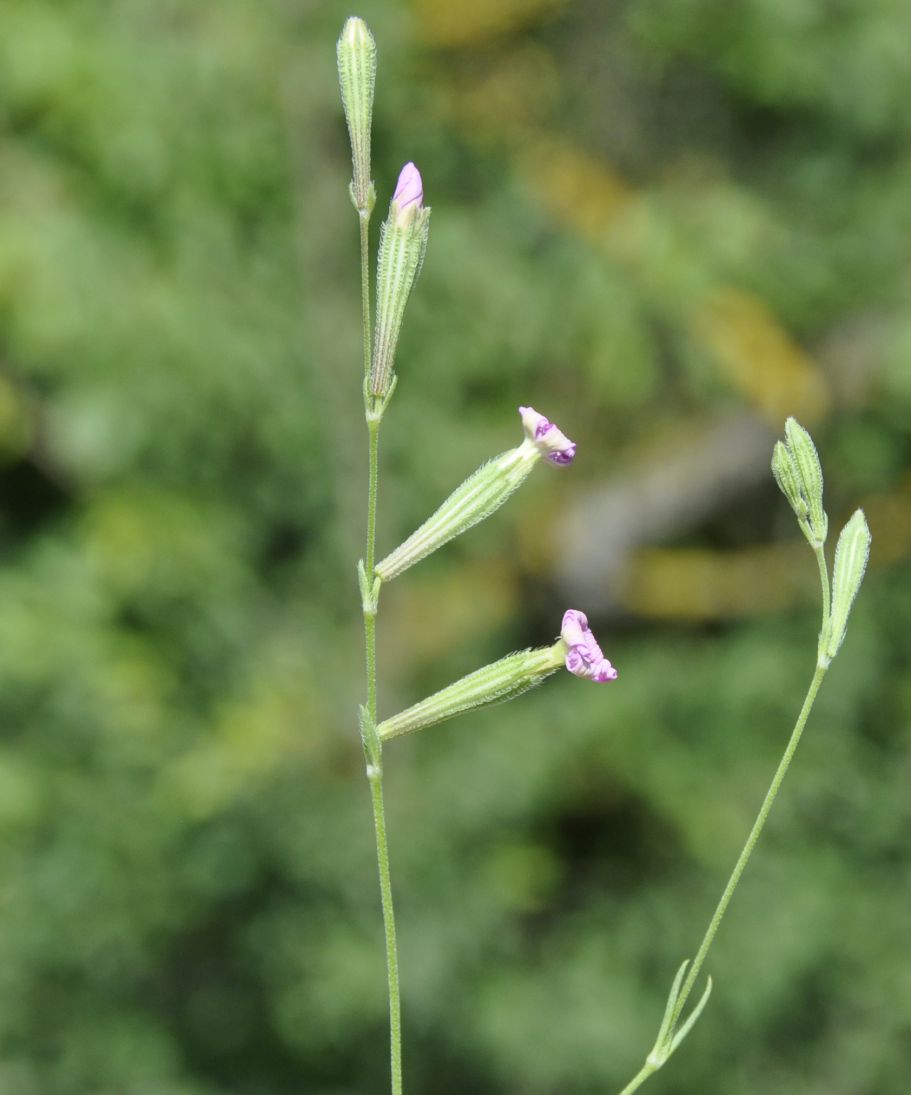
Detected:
[
  {"left": 621, "top": 543, "right": 811, "bottom": 620},
  {"left": 692, "top": 288, "right": 830, "bottom": 424},
  {"left": 413, "top": 0, "right": 567, "bottom": 47}
]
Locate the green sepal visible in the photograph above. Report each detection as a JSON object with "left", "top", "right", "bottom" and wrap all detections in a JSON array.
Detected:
[
  {"left": 359, "top": 704, "right": 382, "bottom": 776},
  {"left": 357, "top": 559, "right": 381, "bottom": 615},
  {"left": 349, "top": 181, "right": 376, "bottom": 217},
  {"left": 364, "top": 372, "right": 397, "bottom": 424}
]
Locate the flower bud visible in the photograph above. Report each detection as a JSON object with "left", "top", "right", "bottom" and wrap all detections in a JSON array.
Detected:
[
  {"left": 374, "top": 406, "right": 576, "bottom": 582},
  {"left": 520, "top": 406, "right": 576, "bottom": 465},
  {"left": 378, "top": 643, "right": 566, "bottom": 742},
  {"left": 771, "top": 441, "right": 808, "bottom": 523},
  {"left": 371, "top": 163, "right": 431, "bottom": 398},
  {"left": 377, "top": 607, "right": 619, "bottom": 742},
  {"left": 337, "top": 17, "right": 377, "bottom": 212},
  {"left": 391, "top": 162, "right": 423, "bottom": 226},
  {"left": 784, "top": 417, "right": 828, "bottom": 546},
  {"left": 560, "top": 610, "right": 618, "bottom": 682},
  {"left": 772, "top": 418, "right": 828, "bottom": 547},
  {"left": 824, "top": 509, "right": 871, "bottom": 663}
]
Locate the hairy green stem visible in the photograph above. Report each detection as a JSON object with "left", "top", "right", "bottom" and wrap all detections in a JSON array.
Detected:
[
  {"left": 364, "top": 420, "right": 380, "bottom": 720},
  {"left": 366, "top": 421, "right": 379, "bottom": 573},
  {"left": 365, "top": 424, "right": 402, "bottom": 1095},
  {"left": 368, "top": 759, "right": 402, "bottom": 1095},
  {"left": 358, "top": 203, "right": 403, "bottom": 1095},
  {"left": 814, "top": 544, "right": 830, "bottom": 657},
  {"left": 360, "top": 211, "right": 372, "bottom": 382}
]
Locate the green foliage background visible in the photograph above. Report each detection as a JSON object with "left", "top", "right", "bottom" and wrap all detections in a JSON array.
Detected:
[{"left": 0, "top": 1, "right": 909, "bottom": 1092}]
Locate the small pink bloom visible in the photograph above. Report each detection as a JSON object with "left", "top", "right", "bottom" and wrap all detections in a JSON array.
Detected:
[
  {"left": 519, "top": 405, "right": 576, "bottom": 466},
  {"left": 561, "top": 609, "right": 618, "bottom": 682},
  {"left": 393, "top": 162, "right": 423, "bottom": 211}
]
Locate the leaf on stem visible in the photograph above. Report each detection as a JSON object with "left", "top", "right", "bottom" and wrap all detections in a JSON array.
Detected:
[
  {"left": 667, "top": 976, "right": 713, "bottom": 1056},
  {"left": 359, "top": 705, "right": 382, "bottom": 775},
  {"left": 645, "top": 960, "right": 713, "bottom": 1070}
]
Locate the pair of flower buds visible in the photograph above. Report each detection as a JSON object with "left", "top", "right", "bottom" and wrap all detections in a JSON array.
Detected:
[
  {"left": 369, "top": 402, "right": 617, "bottom": 743},
  {"left": 337, "top": 18, "right": 429, "bottom": 403}
]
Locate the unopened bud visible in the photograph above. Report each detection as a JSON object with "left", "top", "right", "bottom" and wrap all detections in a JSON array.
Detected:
[
  {"left": 824, "top": 509, "right": 871, "bottom": 662},
  {"left": 561, "top": 610, "right": 618, "bottom": 682},
  {"left": 375, "top": 405, "right": 576, "bottom": 582},
  {"left": 377, "top": 607, "right": 618, "bottom": 741},
  {"left": 371, "top": 162, "right": 431, "bottom": 398},
  {"left": 773, "top": 418, "right": 828, "bottom": 546},
  {"left": 520, "top": 406, "right": 576, "bottom": 466},
  {"left": 771, "top": 441, "right": 808, "bottom": 522},
  {"left": 784, "top": 417, "right": 828, "bottom": 545},
  {"left": 391, "top": 162, "right": 423, "bottom": 226},
  {"left": 337, "top": 17, "right": 377, "bottom": 212}
]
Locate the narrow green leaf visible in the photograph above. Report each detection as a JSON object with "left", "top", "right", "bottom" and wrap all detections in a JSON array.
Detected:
[
  {"left": 654, "top": 960, "right": 689, "bottom": 1053},
  {"left": 667, "top": 977, "right": 713, "bottom": 1056}
]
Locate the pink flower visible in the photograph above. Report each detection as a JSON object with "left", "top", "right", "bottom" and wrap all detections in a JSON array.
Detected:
[
  {"left": 392, "top": 162, "right": 423, "bottom": 216},
  {"left": 561, "top": 609, "right": 618, "bottom": 682},
  {"left": 519, "top": 406, "right": 576, "bottom": 466}
]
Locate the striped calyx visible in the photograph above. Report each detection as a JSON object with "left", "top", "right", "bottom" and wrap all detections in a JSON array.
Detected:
[
  {"left": 773, "top": 418, "right": 828, "bottom": 547},
  {"left": 375, "top": 406, "right": 576, "bottom": 581},
  {"left": 377, "top": 643, "right": 566, "bottom": 741},
  {"left": 371, "top": 163, "right": 431, "bottom": 399},
  {"left": 337, "top": 17, "right": 377, "bottom": 212},
  {"left": 375, "top": 439, "right": 540, "bottom": 581}
]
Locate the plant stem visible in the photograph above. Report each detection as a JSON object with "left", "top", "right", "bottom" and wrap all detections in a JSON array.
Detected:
[
  {"left": 616, "top": 653, "right": 827, "bottom": 1094},
  {"left": 366, "top": 420, "right": 379, "bottom": 572},
  {"left": 357, "top": 203, "right": 403, "bottom": 1095},
  {"left": 618, "top": 537, "right": 835, "bottom": 1094},
  {"left": 368, "top": 761, "right": 402, "bottom": 1095},
  {"left": 364, "top": 424, "right": 402, "bottom": 1095},
  {"left": 670, "top": 659, "right": 828, "bottom": 1027},
  {"left": 815, "top": 544, "right": 830, "bottom": 627},
  {"left": 617, "top": 1062, "right": 657, "bottom": 1095},
  {"left": 360, "top": 210, "right": 372, "bottom": 381},
  {"left": 365, "top": 419, "right": 379, "bottom": 717},
  {"left": 814, "top": 543, "right": 831, "bottom": 662}
]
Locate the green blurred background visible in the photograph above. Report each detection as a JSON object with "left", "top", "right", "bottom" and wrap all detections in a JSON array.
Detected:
[{"left": 0, "top": 0, "right": 909, "bottom": 1092}]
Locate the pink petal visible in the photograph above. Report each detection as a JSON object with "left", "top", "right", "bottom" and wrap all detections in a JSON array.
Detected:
[
  {"left": 519, "top": 406, "right": 576, "bottom": 467},
  {"left": 561, "top": 609, "right": 618, "bottom": 683},
  {"left": 393, "top": 162, "right": 423, "bottom": 209}
]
